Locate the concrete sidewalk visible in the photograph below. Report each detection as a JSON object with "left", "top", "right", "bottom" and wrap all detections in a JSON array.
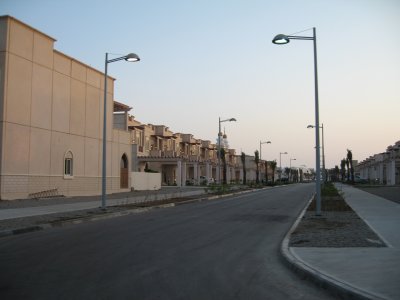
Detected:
[
  {"left": 0, "top": 187, "right": 207, "bottom": 221},
  {"left": 283, "top": 184, "right": 400, "bottom": 300}
]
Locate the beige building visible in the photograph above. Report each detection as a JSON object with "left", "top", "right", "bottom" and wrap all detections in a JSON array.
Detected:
[
  {"left": 0, "top": 16, "right": 132, "bottom": 200},
  {"left": 125, "top": 112, "right": 270, "bottom": 186},
  {"left": 355, "top": 140, "right": 400, "bottom": 185}
]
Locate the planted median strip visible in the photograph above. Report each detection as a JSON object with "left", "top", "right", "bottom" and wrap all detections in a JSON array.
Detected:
[{"left": 290, "top": 183, "right": 386, "bottom": 248}]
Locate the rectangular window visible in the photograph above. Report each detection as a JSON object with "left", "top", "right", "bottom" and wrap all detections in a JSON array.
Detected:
[{"left": 65, "top": 158, "right": 73, "bottom": 176}]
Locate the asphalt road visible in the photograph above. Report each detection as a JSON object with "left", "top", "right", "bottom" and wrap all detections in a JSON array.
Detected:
[{"left": 0, "top": 184, "right": 336, "bottom": 300}]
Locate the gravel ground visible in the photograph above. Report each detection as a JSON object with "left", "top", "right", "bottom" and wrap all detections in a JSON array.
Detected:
[
  {"left": 290, "top": 210, "right": 386, "bottom": 247},
  {"left": 289, "top": 189, "right": 387, "bottom": 248}
]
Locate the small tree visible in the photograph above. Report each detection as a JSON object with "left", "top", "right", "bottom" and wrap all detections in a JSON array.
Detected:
[
  {"left": 334, "top": 165, "right": 340, "bottom": 182},
  {"left": 264, "top": 161, "right": 269, "bottom": 184},
  {"left": 347, "top": 149, "right": 354, "bottom": 184},
  {"left": 345, "top": 157, "right": 350, "bottom": 182},
  {"left": 340, "top": 159, "right": 346, "bottom": 182},
  {"left": 254, "top": 150, "right": 260, "bottom": 184},
  {"left": 241, "top": 152, "right": 247, "bottom": 185},
  {"left": 284, "top": 167, "right": 290, "bottom": 180},
  {"left": 269, "top": 160, "right": 277, "bottom": 183}
]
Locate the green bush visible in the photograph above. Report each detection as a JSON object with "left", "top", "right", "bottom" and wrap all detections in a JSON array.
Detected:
[
  {"left": 207, "top": 184, "right": 232, "bottom": 195},
  {"left": 321, "top": 182, "right": 340, "bottom": 197}
]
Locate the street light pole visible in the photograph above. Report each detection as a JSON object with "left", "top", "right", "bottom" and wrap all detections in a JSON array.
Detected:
[
  {"left": 260, "top": 140, "right": 271, "bottom": 183},
  {"left": 307, "top": 123, "right": 326, "bottom": 183},
  {"left": 279, "top": 151, "right": 288, "bottom": 179},
  {"left": 218, "top": 117, "right": 236, "bottom": 185},
  {"left": 259, "top": 140, "right": 271, "bottom": 161},
  {"left": 260, "top": 141, "right": 271, "bottom": 185},
  {"left": 273, "top": 27, "right": 322, "bottom": 216},
  {"left": 102, "top": 52, "right": 140, "bottom": 209},
  {"left": 290, "top": 158, "right": 296, "bottom": 182},
  {"left": 321, "top": 123, "right": 325, "bottom": 182}
]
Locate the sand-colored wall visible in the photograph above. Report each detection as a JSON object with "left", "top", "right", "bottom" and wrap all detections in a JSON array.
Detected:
[{"left": 0, "top": 16, "right": 130, "bottom": 199}]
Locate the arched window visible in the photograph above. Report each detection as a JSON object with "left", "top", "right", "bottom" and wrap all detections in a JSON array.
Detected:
[
  {"left": 121, "top": 154, "right": 128, "bottom": 169},
  {"left": 64, "top": 151, "right": 73, "bottom": 178}
]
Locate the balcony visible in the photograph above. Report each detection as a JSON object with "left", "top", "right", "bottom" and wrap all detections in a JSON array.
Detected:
[
  {"left": 181, "top": 134, "right": 199, "bottom": 144},
  {"left": 154, "top": 125, "right": 173, "bottom": 138},
  {"left": 164, "top": 150, "right": 178, "bottom": 157},
  {"left": 189, "top": 155, "right": 202, "bottom": 162},
  {"left": 149, "top": 150, "right": 162, "bottom": 157}
]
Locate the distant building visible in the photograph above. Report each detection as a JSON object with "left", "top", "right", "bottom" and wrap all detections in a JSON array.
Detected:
[{"left": 355, "top": 141, "right": 400, "bottom": 185}]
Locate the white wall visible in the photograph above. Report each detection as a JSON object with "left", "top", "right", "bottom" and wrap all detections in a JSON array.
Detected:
[{"left": 131, "top": 172, "right": 161, "bottom": 190}]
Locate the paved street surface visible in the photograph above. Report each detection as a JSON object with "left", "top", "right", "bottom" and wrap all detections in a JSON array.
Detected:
[{"left": 0, "top": 184, "right": 337, "bottom": 300}]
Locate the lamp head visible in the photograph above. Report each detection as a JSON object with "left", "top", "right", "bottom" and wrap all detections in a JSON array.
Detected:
[
  {"left": 125, "top": 53, "right": 140, "bottom": 62},
  {"left": 229, "top": 118, "right": 237, "bottom": 122},
  {"left": 272, "top": 34, "right": 290, "bottom": 45},
  {"left": 307, "top": 125, "right": 314, "bottom": 128}
]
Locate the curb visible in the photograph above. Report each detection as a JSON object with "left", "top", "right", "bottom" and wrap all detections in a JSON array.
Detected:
[
  {"left": 0, "top": 186, "right": 271, "bottom": 238},
  {"left": 0, "top": 204, "right": 172, "bottom": 238},
  {"left": 280, "top": 194, "right": 385, "bottom": 300}
]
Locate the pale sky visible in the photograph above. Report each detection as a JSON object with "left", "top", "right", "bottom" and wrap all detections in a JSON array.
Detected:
[{"left": 1, "top": 0, "right": 399, "bottom": 169}]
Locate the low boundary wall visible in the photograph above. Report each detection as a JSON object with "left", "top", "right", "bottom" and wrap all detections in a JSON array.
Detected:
[{"left": 131, "top": 172, "right": 161, "bottom": 191}]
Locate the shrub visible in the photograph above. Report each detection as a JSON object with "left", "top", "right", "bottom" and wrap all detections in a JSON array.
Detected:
[{"left": 321, "top": 182, "right": 340, "bottom": 197}]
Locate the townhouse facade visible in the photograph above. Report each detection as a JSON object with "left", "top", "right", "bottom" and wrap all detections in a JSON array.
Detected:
[
  {"left": 125, "top": 113, "right": 260, "bottom": 187},
  {"left": 355, "top": 140, "right": 400, "bottom": 185},
  {"left": 0, "top": 15, "right": 270, "bottom": 200},
  {"left": 0, "top": 16, "right": 132, "bottom": 200}
]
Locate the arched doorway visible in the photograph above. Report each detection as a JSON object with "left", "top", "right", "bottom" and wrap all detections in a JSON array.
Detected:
[{"left": 120, "top": 154, "right": 129, "bottom": 188}]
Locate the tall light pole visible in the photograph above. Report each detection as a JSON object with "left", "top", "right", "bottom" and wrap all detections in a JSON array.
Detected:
[
  {"left": 259, "top": 140, "right": 271, "bottom": 161},
  {"left": 102, "top": 52, "right": 140, "bottom": 209},
  {"left": 290, "top": 158, "right": 296, "bottom": 182},
  {"left": 308, "top": 123, "right": 325, "bottom": 183},
  {"left": 273, "top": 27, "right": 322, "bottom": 216},
  {"left": 218, "top": 117, "right": 236, "bottom": 184},
  {"left": 260, "top": 140, "right": 271, "bottom": 183},
  {"left": 279, "top": 151, "right": 288, "bottom": 179}
]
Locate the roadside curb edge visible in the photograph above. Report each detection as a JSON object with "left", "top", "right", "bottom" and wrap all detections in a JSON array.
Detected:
[{"left": 0, "top": 186, "right": 272, "bottom": 238}]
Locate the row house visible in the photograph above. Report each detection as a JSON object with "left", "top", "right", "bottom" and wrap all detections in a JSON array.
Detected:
[
  {"left": 355, "top": 140, "right": 400, "bottom": 185},
  {"left": 125, "top": 113, "right": 246, "bottom": 186}
]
